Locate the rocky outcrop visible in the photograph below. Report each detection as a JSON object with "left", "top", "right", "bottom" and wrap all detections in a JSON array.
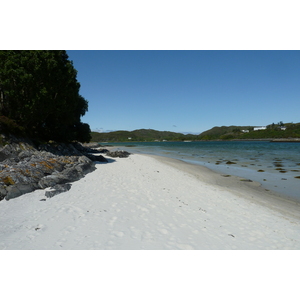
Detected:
[
  {"left": 106, "top": 150, "right": 131, "bottom": 158},
  {"left": 0, "top": 136, "right": 108, "bottom": 200}
]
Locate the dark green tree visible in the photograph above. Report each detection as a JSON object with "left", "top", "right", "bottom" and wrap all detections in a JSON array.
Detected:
[{"left": 0, "top": 50, "right": 91, "bottom": 142}]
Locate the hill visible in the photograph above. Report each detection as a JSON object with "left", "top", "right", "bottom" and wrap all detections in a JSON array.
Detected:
[
  {"left": 199, "top": 125, "right": 253, "bottom": 140},
  {"left": 90, "top": 122, "right": 300, "bottom": 142},
  {"left": 199, "top": 122, "right": 300, "bottom": 140},
  {"left": 91, "top": 129, "right": 196, "bottom": 142}
]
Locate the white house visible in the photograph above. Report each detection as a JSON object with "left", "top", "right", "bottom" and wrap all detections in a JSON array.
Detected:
[{"left": 253, "top": 126, "right": 267, "bottom": 131}]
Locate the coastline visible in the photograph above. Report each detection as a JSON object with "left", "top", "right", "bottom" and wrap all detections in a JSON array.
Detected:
[
  {"left": 1, "top": 153, "right": 300, "bottom": 250},
  {"left": 149, "top": 154, "right": 300, "bottom": 220},
  {"left": 112, "top": 141, "right": 300, "bottom": 202}
]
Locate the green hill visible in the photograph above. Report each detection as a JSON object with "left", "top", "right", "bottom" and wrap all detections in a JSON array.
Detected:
[
  {"left": 90, "top": 122, "right": 300, "bottom": 143},
  {"left": 90, "top": 129, "right": 195, "bottom": 142},
  {"left": 199, "top": 126, "right": 253, "bottom": 140},
  {"left": 199, "top": 122, "right": 300, "bottom": 140}
]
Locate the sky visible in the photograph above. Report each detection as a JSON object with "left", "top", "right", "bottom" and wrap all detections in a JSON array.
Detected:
[{"left": 67, "top": 50, "right": 300, "bottom": 134}]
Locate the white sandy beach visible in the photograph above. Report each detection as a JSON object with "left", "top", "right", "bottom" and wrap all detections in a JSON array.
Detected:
[{"left": 1, "top": 153, "right": 300, "bottom": 250}]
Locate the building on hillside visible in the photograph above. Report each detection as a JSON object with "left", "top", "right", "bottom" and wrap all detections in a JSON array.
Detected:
[
  {"left": 253, "top": 126, "right": 267, "bottom": 131},
  {"left": 241, "top": 130, "right": 249, "bottom": 133}
]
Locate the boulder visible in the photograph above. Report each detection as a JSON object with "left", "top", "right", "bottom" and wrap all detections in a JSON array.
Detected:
[
  {"left": 106, "top": 150, "right": 131, "bottom": 158},
  {"left": 75, "top": 162, "right": 96, "bottom": 174},
  {"left": 38, "top": 174, "right": 69, "bottom": 189},
  {"left": 85, "top": 153, "right": 108, "bottom": 162},
  {"left": 45, "top": 183, "right": 72, "bottom": 198},
  {"left": 6, "top": 184, "right": 36, "bottom": 200},
  {"left": 98, "top": 149, "right": 109, "bottom": 154}
]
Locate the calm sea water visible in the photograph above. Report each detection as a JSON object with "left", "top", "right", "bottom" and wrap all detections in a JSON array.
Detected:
[{"left": 106, "top": 141, "right": 300, "bottom": 202}]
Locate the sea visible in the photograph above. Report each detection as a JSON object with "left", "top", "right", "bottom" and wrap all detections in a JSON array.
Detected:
[{"left": 105, "top": 141, "right": 300, "bottom": 202}]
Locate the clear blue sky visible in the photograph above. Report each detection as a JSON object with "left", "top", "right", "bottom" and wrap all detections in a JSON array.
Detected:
[{"left": 67, "top": 50, "right": 300, "bottom": 134}]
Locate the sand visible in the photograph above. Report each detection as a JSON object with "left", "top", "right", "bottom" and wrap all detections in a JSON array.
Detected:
[{"left": 0, "top": 153, "right": 300, "bottom": 250}]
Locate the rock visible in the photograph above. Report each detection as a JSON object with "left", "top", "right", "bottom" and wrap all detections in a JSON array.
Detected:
[
  {"left": 61, "top": 167, "right": 81, "bottom": 182},
  {"left": 38, "top": 174, "right": 66, "bottom": 189},
  {"left": 18, "top": 151, "right": 33, "bottom": 159},
  {"left": 0, "top": 184, "right": 7, "bottom": 199},
  {"left": 106, "top": 150, "right": 131, "bottom": 158},
  {"left": 0, "top": 135, "right": 100, "bottom": 201},
  {"left": 75, "top": 162, "right": 96, "bottom": 174},
  {"left": 5, "top": 184, "right": 36, "bottom": 200},
  {"left": 45, "top": 183, "right": 72, "bottom": 198},
  {"left": 82, "top": 142, "right": 100, "bottom": 148},
  {"left": 0, "top": 144, "right": 19, "bottom": 162},
  {"left": 85, "top": 153, "right": 108, "bottom": 162},
  {"left": 93, "top": 155, "right": 108, "bottom": 162},
  {"left": 98, "top": 149, "right": 109, "bottom": 154}
]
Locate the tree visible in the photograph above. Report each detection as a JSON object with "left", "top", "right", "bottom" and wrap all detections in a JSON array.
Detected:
[{"left": 0, "top": 50, "right": 91, "bottom": 142}]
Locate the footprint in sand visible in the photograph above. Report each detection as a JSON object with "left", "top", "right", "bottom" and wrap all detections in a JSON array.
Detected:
[
  {"left": 108, "top": 216, "right": 118, "bottom": 226},
  {"left": 142, "top": 231, "right": 154, "bottom": 241},
  {"left": 130, "top": 226, "right": 141, "bottom": 239},
  {"left": 158, "top": 228, "right": 168, "bottom": 235},
  {"left": 112, "top": 231, "right": 125, "bottom": 238}
]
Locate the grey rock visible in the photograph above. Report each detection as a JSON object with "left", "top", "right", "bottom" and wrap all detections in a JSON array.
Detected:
[
  {"left": 82, "top": 142, "right": 100, "bottom": 148},
  {"left": 0, "top": 184, "right": 7, "bottom": 199},
  {"left": 45, "top": 183, "right": 72, "bottom": 198},
  {"left": 0, "top": 144, "right": 19, "bottom": 162},
  {"left": 6, "top": 184, "right": 35, "bottom": 200},
  {"left": 75, "top": 162, "right": 96, "bottom": 174},
  {"left": 98, "top": 149, "right": 109, "bottom": 154},
  {"left": 86, "top": 154, "right": 108, "bottom": 162},
  {"left": 18, "top": 151, "right": 33, "bottom": 159},
  {"left": 38, "top": 174, "right": 69, "bottom": 189},
  {"left": 106, "top": 150, "right": 131, "bottom": 158},
  {"left": 0, "top": 135, "right": 99, "bottom": 201},
  {"left": 61, "top": 167, "right": 81, "bottom": 182}
]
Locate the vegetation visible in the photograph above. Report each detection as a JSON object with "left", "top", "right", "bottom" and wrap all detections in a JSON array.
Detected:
[
  {"left": 91, "top": 129, "right": 196, "bottom": 142},
  {"left": 197, "top": 122, "right": 300, "bottom": 140},
  {"left": 0, "top": 50, "right": 91, "bottom": 142},
  {"left": 199, "top": 126, "right": 253, "bottom": 140},
  {"left": 91, "top": 122, "right": 300, "bottom": 143}
]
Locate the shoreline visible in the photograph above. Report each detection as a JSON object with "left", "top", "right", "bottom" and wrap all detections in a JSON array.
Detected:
[
  {"left": 1, "top": 153, "right": 300, "bottom": 249},
  {"left": 111, "top": 142, "right": 300, "bottom": 202},
  {"left": 148, "top": 154, "right": 300, "bottom": 220},
  {"left": 98, "top": 138, "right": 300, "bottom": 143}
]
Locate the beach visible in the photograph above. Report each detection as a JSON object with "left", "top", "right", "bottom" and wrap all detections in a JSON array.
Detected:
[{"left": 1, "top": 153, "right": 300, "bottom": 250}]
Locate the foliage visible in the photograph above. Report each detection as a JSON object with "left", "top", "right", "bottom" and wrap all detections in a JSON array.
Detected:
[
  {"left": 91, "top": 129, "right": 194, "bottom": 142},
  {"left": 198, "top": 126, "right": 251, "bottom": 139},
  {"left": 199, "top": 122, "right": 300, "bottom": 140},
  {"left": 0, "top": 50, "right": 91, "bottom": 142}
]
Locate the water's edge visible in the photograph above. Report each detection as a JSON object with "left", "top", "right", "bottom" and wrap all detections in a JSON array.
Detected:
[{"left": 103, "top": 141, "right": 300, "bottom": 203}]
